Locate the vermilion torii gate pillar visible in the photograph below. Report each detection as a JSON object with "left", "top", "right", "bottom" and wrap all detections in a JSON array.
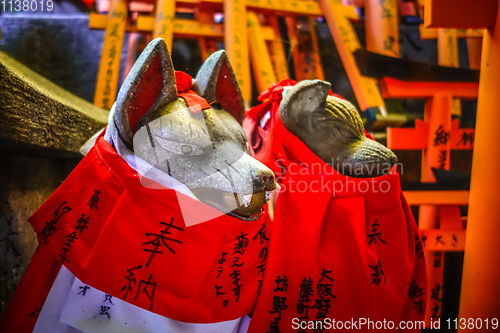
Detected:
[
  {"left": 425, "top": 0, "right": 500, "bottom": 326},
  {"left": 381, "top": 77, "right": 477, "bottom": 325}
]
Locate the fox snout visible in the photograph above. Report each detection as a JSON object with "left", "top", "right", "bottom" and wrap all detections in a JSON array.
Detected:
[
  {"left": 243, "top": 153, "right": 277, "bottom": 193},
  {"left": 335, "top": 136, "right": 398, "bottom": 177}
]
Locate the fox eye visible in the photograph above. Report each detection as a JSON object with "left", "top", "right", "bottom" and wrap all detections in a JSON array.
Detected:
[
  {"left": 181, "top": 145, "right": 193, "bottom": 155},
  {"left": 336, "top": 126, "right": 356, "bottom": 139},
  {"left": 155, "top": 136, "right": 206, "bottom": 156}
]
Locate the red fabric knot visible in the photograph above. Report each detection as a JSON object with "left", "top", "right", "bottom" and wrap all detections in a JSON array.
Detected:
[
  {"left": 269, "top": 87, "right": 285, "bottom": 102},
  {"left": 247, "top": 79, "right": 348, "bottom": 126},
  {"left": 174, "top": 71, "right": 211, "bottom": 114},
  {"left": 329, "top": 92, "right": 345, "bottom": 100},
  {"left": 257, "top": 79, "right": 297, "bottom": 103},
  {"left": 246, "top": 79, "right": 297, "bottom": 122},
  {"left": 175, "top": 71, "right": 193, "bottom": 93}
]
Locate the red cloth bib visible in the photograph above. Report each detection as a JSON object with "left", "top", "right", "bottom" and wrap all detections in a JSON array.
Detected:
[
  {"left": 0, "top": 135, "right": 272, "bottom": 332},
  {"left": 245, "top": 100, "right": 427, "bottom": 332}
]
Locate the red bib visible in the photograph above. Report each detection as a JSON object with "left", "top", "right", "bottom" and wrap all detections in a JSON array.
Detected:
[
  {"left": 0, "top": 135, "right": 271, "bottom": 332},
  {"left": 246, "top": 115, "right": 427, "bottom": 332}
]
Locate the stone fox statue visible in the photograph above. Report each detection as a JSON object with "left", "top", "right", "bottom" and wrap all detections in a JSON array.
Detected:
[
  {"left": 243, "top": 81, "right": 427, "bottom": 333},
  {"left": 115, "top": 38, "right": 276, "bottom": 220},
  {"left": 0, "top": 39, "right": 276, "bottom": 333}
]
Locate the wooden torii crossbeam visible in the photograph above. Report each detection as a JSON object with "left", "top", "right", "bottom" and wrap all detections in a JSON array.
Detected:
[{"left": 382, "top": 76, "right": 477, "bottom": 324}]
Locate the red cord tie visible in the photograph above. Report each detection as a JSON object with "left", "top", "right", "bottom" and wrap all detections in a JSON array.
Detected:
[{"left": 175, "top": 71, "right": 211, "bottom": 114}]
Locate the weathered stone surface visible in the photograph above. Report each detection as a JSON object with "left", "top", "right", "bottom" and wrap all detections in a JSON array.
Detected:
[
  {"left": 0, "top": 50, "right": 108, "bottom": 155},
  {"left": 0, "top": 153, "right": 79, "bottom": 315},
  {"left": 0, "top": 13, "right": 130, "bottom": 102},
  {"left": 0, "top": 32, "right": 109, "bottom": 317}
]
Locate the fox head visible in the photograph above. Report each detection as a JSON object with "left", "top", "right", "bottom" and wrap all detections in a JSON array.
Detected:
[
  {"left": 114, "top": 38, "right": 276, "bottom": 221},
  {"left": 280, "top": 80, "right": 397, "bottom": 177}
]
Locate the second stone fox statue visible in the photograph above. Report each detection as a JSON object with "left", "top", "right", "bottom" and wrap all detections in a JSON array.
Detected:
[
  {"left": 0, "top": 39, "right": 277, "bottom": 332},
  {"left": 243, "top": 80, "right": 428, "bottom": 332}
]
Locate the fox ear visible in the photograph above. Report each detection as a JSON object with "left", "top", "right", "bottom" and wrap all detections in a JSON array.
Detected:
[
  {"left": 280, "top": 80, "right": 331, "bottom": 129},
  {"left": 193, "top": 50, "right": 245, "bottom": 123},
  {"left": 114, "top": 38, "right": 177, "bottom": 148}
]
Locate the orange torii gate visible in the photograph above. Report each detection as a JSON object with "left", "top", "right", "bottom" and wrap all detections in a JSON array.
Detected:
[
  {"left": 91, "top": 0, "right": 331, "bottom": 109},
  {"left": 89, "top": 0, "right": 278, "bottom": 109},
  {"left": 92, "top": 0, "right": 179, "bottom": 109},
  {"left": 319, "top": 0, "right": 387, "bottom": 115},
  {"left": 91, "top": 0, "right": 176, "bottom": 109},
  {"left": 354, "top": 0, "right": 400, "bottom": 58},
  {"left": 267, "top": 15, "right": 290, "bottom": 82},
  {"left": 93, "top": 0, "right": 403, "bottom": 119},
  {"left": 246, "top": 12, "right": 328, "bottom": 93},
  {"left": 227, "top": 1, "right": 327, "bottom": 100},
  {"left": 420, "top": 27, "right": 483, "bottom": 71},
  {"left": 242, "top": 1, "right": 360, "bottom": 95},
  {"left": 419, "top": 23, "right": 484, "bottom": 117},
  {"left": 423, "top": 0, "right": 500, "bottom": 326},
  {"left": 419, "top": 25, "right": 483, "bottom": 147},
  {"left": 381, "top": 77, "right": 477, "bottom": 325},
  {"left": 285, "top": 16, "right": 325, "bottom": 81},
  {"left": 93, "top": 0, "right": 128, "bottom": 110},
  {"left": 224, "top": 0, "right": 388, "bottom": 113}
]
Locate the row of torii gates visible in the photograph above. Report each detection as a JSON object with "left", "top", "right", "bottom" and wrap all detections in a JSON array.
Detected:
[{"left": 88, "top": 0, "right": 500, "bottom": 328}]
